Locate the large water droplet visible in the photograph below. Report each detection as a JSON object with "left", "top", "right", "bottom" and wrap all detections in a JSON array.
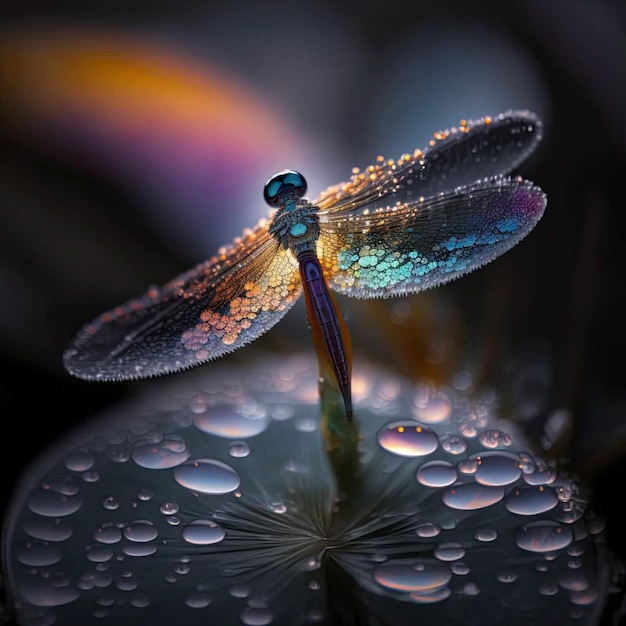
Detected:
[
  {"left": 174, "top": 459, "right": 241, "bottom": 494},
  {"left": 186, "top": 592, "right": 212, "bottom": 608},
  {"left": 241, "top": 607, "right": 273, "bottom": 625},
  {"left": 122, "top": 544, "right": 158, "bottom": 557},
  {"left": 16, "top": 544, "right": 63, "bottom": 567},
  {"left": 416, "top": 461, "right": 457, "bottom": 487},
  {"left": 94, "top": 525, "right": 122, "bottom": 544},
  {"left": 442, "top": 484, "right": 505, "bottom": 510},
  {"left": 558, "top": 569, "right": 589, "bottom": 591},
  {"left": 124, "top": 520, "right": 158, "bottom": 542},
  {"left": 374, "top": 561, "right": 451, "bottom": 592},
  {"left": 415, "top": 522, "right": 441, "bottom": 538},
  {"left": 409, "top": 586, "right": 451, "bottom": 603},
  {"left": 194, "top": 404, "right": 268, "bottom": 438},
  {"left": 473, "top": 452, "right": 522, "bottom": 486},
  {"left": 132, "top": 434, "right": 190, "bottom": 469},
  {"left": 516, "top": 522, "right": 573, "bottom": 553},
  {"left": 22, "top": 518, "right": 73, "bottom": 542},
  {"left": 64, "top": 452, "right": 95, "bottom": 472},
  {"left": 377, "top": 422, "right": 438, "bottom": 457},
  {"left": 434, "top": 542, "right": 465, "bottom": 562},
  {"left": 86, "top": 545, "right": 114, "bottom": 563},
  {"left": 21, "top": 579, "right": 80, "bottom": 607},
  {"left": 413, "top": 389, "right": 451, "bottom": 424},
  {"left": 182, "top": 520, "right": 225, "bottom": 545},
  {"left": 505, "top": 486, "right": 558, "bottom": 515},
  {"left": 27, "top": 489, "right": 83, "bottom": 517}
]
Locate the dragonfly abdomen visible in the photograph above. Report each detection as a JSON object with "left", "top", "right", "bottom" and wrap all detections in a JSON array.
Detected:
[{"left": 297, "top": 249, "right": 353, "bottom": 421}]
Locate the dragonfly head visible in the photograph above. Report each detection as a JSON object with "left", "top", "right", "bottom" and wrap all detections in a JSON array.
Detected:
[{"left": 264, "top": 170, "right": 307, "bottom": 210}]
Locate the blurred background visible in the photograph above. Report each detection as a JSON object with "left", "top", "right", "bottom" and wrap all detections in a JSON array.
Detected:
[{"left": 1, "top": 0, "right": 625, "bottom": 623}]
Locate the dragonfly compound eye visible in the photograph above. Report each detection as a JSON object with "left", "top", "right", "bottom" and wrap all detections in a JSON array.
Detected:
[{"left": 264, "top": 170, "right": 307, "bottom": 207}]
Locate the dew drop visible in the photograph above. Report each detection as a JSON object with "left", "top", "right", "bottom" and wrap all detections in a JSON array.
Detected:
[
  {"left": 409, "top": 586, "right": 451, "bottom": 603},
  {"left": 451, "top": 562, "right": 470, "bottom": 575},
  {"left": 160, "top": 502, "right": 180, "bottom": 515},
  {"left": 434, "top": 542, "right": 465, "bottom": 562},
  {"left": 473, "top": 452, "right": 522, "bottom": 486},
  {"left": 413, "top": 390, "right": 451, "bottom": 424},
  {"left": 558, "top": 569, "right": 589, "bottom": 591},
  {"left": 416, "top": 460, "right": 457, "bottom": 487},
  {"left": 504, "top": 486, "right": 558, "bottom": 515},
  {"left": 415, "top": 522, "right": 441, "bottom": 538},
  {"left": 137, "top": 489, "right": 153, "bottom": 501},
  {"left": 23, "top": 519, "right": 73, "bottom": 542},
  {"left": 439, "top": 435, "right": 467, "bottom": 455},
  {"left": 478, "top": 429, "right": 512, "bottom": 449},
  {"left": 124, "top": 521, "right": 158, "bottom": 543},
  {"left": 374, "top": 561, "right": 451, "bottom": 592},
  {"left": 186, "top": 592, "right": 212, "bottom": 608},
  {"left": 174, "top": 459, "right": 241, "bottom": 494},
  {"left": 64, "top": 452, "right": 95, "bottom": 472},
  {"left": 229, "top": 584, "right": 250, "bottom": 598},
  {"left": 132, "top": 434, "right": 190, "bottom": 469},
  {"left": 442, "top": 484, "right": 505, "bottom": 510},
  {"left": 241, "top": 607, "right": 273, "bottom": 625},
  {"left": 194, "top": 404, "right": 269, "bottom": 438},
  {"left": 27, "top": 489, "right": 83, "bottom": 517},
  {"left": 86, "top": 545, "right": 114, "bottom": 563},
  {"left": 516, "top": 522, "right": 573, "bottom": 553},
  {"left": 21, "top": 579, "right": 80, "bottom": 607},
  {"left": 16, "top": 544, "right": 63, "bottom": 567},
  {"left": 182, "top": 520, "right": 225, "bottom": 545},
  {"left": 94, "top": 525, "right": 122, "bottom": 544},
  {"left": 122, "top": 544, "right": 158, "bottom": 557},
  {"left": 474, "top": 528, "right": 497, "bottom": 542},
  {"left": 377, "top": 421, "right": 438, "bottom": 457},
  {"left": 228, "top": 441, "right": 251, "bottom": 458},
  {"left": 496, "top": 571, "right": 518, "bottom": 583},
  {"left": 102, "top": 496, "right": 119, "bottom": 511},
  {"left": 130, "top": 593, "right": 150, "bottom": 607}
]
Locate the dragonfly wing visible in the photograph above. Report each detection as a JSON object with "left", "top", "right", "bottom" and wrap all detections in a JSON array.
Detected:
[
  {"left": 64, "top": 220, "right": 301, "bottom": 381},
  {"left": 317, "top": 176, "right": 546, "bottom": 298},
  {"left": 315, "top": 111, "right": 542, "bottom": 215}
]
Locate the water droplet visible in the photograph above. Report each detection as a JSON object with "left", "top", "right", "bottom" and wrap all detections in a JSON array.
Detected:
[
  {"left": 439, "top": 435, "right": 467, "bottom": 455},
  {"left": 23, "top": 519, "right": 73, "bottom": 542},
  {"left": 132, "top": 434, "right": 190, "bottom": 469},
  {"left": 16, "top": 544, "right": 63, "bottom": 567},
  {"left": 194, "top": 404, "right": 269, "bottom": 438},
  {"left": 174, "top": 459, "right": 241, "bottom": 494},
  {"left": 186, "top": 592, "right": 212, "bottom": 608},
  {"left": 460, "top": 582, "right": 480, "bottom": 596},
  {"left": 558, "top": 569, "right": 589, "bottom": 591},
  {"left": 102, "top": 496, "right": 119, "bottom": 510},
  {"left": 166, "top": 516, "right": 181, "bottom": 526},
  {"left": 434, "top": 542, "right": 465, "bottom": 561},
  {"left": 241, "top": 607, "right": 273, "bottom": 625},
  {"left": 516, "top": 522, "right": 573, "bottom": 553},
  {"left": 496, "top": 571, "right": 518, "bottom": 583},
  {"left": 228, "top": 441, "right": 251, "bottom": 458},
  {"left": 86, "top": 545, "right": 114, "bottom": 563},
  {"left": 229, "top": 584, "right": 250, "bottom": 598},
  {"left": 20, "top": 579, "right": 80, "bottom": 607},
  {"left": 295, "top": 417, "right": 318, "bottom": 432},
  {"left": 130, "top": 593, "right": 150, "bottom": 607},
  {"left": 124, "top": 520, "right": 158, "bottom": 542},
  {"left": 452, "top": 371, "right": 473, "bottom": 391},
  {"left": 478, "top": 429, "right": 512, "bottom": 449},
  {"left": 570, "top": 588, "right": 599, "bottom": 606},
  {"left": 269, "top": 501, "right": 287, "bottom": 514},
  {"left": 374, "top": 561, "right": 451, "bottom": 591},
  {"left": 457, "top": 458, "right": 478, "bottom": 474},
  {"left": 377, "top": 421, "right": 438, "bottom": 457},
  {"left": 473, "top": 452, "right": 522, "bottom": 486},
  {"left": 160, "top": 502, "right": 180, "bottom": 515},
  {"left": 81, "top": 470, "right": 99, "bottom": 483},
  {"left": 409, "top": 586, "right": 451, "bottom": 603},
  {"left": 27, "top": 489, "right": 83, "bottom": 517},
  {"left": 415, "top": 522, "right": 441, "bottom": 538},
  {"left": 64, "top": 452, "right": 95, "bottom": 472},
  {"left": 182, "top": 520, "right": 225, "bottom": 545},
  {"left": 137, "top": 489, "right": 153, "bottom": 501},
  {"left": 451, "top": 562, "right": 470, "bottom": 575},
  {"left": 413, "top": 389, "right": 451, "bottom": 424},
  {"left": 504, "top": 486, "right": 558, "bottom": 515},
  {"left": 474, "top": 528, "right": 497, "bottom": 542},
  {"left": 94, "top": 525, "right": 122, "bottom": 544},
  {"left": 442, "top": 484, "right": 505, "bottom": 510},
  {"left": 416, "top": 460, "right": 457, "bottom": 487},
  {"left": 122, "top": 544, "right": 158, "bottom": 557}
]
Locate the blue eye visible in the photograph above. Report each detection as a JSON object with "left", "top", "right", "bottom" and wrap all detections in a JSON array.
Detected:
[{"left": 263, "top": 170, "right": 307, "bottom": 207}]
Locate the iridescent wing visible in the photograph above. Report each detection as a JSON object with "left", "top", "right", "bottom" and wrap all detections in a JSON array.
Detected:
[
  {"left": 63, "top": 217, "right": 301, "bottom": 380},
  {"left": 315, "top": 111, "right": 546, "bottom": 297}
]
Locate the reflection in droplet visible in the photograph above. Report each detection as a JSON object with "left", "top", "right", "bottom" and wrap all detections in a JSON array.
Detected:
[
  {"left": 174, "top": 459, "right": 241, "bottom": 494},
  {"left": 374, "top": 562, "right": 451, "bottom": 592},
  {"left": 182, "top": 520, "right": 225, "bottom": 545},
  {"left": 377, "top": 422, "right": 438, "bottom": 457},
  {"left": 434, "top": 542, "right": 465, "bottom": 562},
  {"left": 124, "top": 520, "right": 158, "bottom": 543},
  {"left": 241, "top": 606, "right": 273, "bottom": 625},
  {"left": 23, "top": 519, "right": 73, "bottom": 542},
  {"left": 131, "top": 433, "right": 190, "bottom": 470},
  {"left": 416, "top": 461, "right": 457, "bottom": 487},
  {"left": 505, "top": 486, "right": 558, "bottom": 515},
  {"left": 473, "top": 453, "right": 522, "bottom": 486},
  {"left": 516, "top": 522, "right": 573, "bottom": 553},
  {"left": 413, "top": 389, "right": 451, "bottom": 424},
  {"left": 27, "top": 489, "right": 83, "bottom": 517},
  {"left": 442, "top": 484, "right": 505, "bottom": 510},
  {"left": 160, "top": 502, "right": 180, "bottom": 516}
]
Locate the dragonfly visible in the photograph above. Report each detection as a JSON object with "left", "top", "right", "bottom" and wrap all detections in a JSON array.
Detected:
[{"left": 63, "top": 110, "right": 547, "bottom": 421}]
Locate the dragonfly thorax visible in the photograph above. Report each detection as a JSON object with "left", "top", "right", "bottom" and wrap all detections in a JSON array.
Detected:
[{"left": 269, "top": 198, "right": 321, "bottom": 256}]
